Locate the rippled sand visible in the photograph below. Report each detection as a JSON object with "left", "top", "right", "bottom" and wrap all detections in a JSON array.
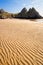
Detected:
[{"left": 0, "top": 19, "right": 43, "bottom": 65}]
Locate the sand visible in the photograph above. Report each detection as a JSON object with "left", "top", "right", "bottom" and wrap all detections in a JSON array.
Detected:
[{"left": 0, "top": 19, "right": 43, "bottom": 65}]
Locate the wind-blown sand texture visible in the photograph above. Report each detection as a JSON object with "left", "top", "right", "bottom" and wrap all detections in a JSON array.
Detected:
[{"left": 0, "top": 19, "right": 43, "bottom": 65}]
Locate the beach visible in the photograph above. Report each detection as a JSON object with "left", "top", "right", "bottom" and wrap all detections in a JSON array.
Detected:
[{"left": 0, "top": 19, "right": 43, "bottom": 65}]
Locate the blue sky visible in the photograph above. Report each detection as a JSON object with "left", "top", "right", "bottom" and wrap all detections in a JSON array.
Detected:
[{"left": 0, "top": 0, "right": 43, "bottom": 16}]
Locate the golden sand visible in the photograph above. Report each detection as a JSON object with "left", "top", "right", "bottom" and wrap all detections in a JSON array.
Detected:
[{"left": 0, "top": 19, "right": 43, "bottom": 65}]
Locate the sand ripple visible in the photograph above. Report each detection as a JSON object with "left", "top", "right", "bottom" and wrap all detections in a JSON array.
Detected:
[{"left": 0, "top": 19, "right": 43, "bottom": 65}]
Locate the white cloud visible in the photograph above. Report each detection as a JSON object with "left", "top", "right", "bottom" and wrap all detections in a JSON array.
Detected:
[{"left": 23, "top": 4, "right": 26, "bottom": 7}]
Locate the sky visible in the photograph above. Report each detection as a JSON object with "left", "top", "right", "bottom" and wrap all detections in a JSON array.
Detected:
[{"left": 0, "top": 0, "right": 43, "bottom": 16}]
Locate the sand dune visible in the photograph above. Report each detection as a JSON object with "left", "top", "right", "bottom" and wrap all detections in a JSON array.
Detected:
[{"left": 0, "top": 19, "right": 43, "bottom": 65}]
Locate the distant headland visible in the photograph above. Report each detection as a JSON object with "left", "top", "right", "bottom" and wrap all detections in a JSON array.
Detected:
[{"left": 0, "top": 7, "right": 43, "bottom": 19}]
